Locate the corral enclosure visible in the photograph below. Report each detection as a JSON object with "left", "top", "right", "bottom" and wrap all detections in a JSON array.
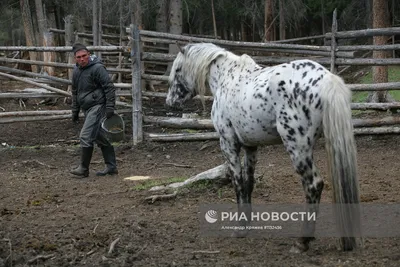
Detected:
[
  {"left": 1, "top": 18, "right": 400, "bottom": 266},
  {"left": 1, "top": 106, "right": 400, "bottom": 266}
]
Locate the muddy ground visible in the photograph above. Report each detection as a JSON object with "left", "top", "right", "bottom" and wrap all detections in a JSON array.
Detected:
[{"left": 1, "top": 80, "right": 400, "bottom": 266}]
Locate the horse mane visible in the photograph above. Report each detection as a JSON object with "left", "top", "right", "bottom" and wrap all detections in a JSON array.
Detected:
[{"left": 170, "top": 43, "right": 227, "bottom": 98}]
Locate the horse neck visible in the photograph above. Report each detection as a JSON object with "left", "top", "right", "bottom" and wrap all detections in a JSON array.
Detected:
[
  {"left": 207, "top": 54, "right": 251, "bottom": 96},
  {"left": 207, "top": 54, "right": 241, "bottom": 96}
]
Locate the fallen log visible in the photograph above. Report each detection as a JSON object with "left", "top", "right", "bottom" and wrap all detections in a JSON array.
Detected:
[
  {"left": 353, "top": 126, "right": 400, "bottom": 135},
  {"left": 0, "top": 110, "right": 71, "bottom": 117},
  {"left": 144, "top": 115, "right": 400, "bottom": 130},
  {"left": 0, "top": 74, "right": 129, "bottom": 107},
  {"left": 0, "top": 72, "right": 70, "bottom": 96},
  {"left": 0, "top": 65, "right": 71, "bottom": 85},
  {"left": 0, "top": 114, "right": 71, "bottom": 123},
  {"left": 146, "top": 132, "right": 219, "bottom": 142},
  {"left": 352, "top": 116, "right": 400, "bottom": 127},
  {"left": 144, "top": 116, "right": 214, "bottom": 129},
  {"left": 348, "top": 82, "right": 400, "bottom": 91},
  {"left": 351, "top": 102, "right": 400, "bottom": 110},
  {"left": 148, "top": 163, "right": 228, "bottom": 192},
  {"left": 0, "top": 92, "right": 61, "bottom": 98},
  {"left": 145, "top": 123, "right": 400, "bottom": 142}
]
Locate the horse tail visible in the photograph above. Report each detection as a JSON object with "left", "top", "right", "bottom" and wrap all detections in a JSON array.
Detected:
[{"left": 320, "top": 72, "right": 361, "bottom": 251}]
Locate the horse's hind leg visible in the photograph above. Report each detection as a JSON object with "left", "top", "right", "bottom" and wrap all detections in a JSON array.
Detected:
[
  {"left": 292, "top": 151, "right": 324, "bottom": 252},
  {"left": 242, "top": 145, "right": 258, "bottom": 203},
  {"left": 277, "top": 123, "right": 324, "bottom": 252},
  {"left": 219, "top": 137, "right": 255, "bottom": 236},
  {"left": 219, "top": 136, "right": 243, "bottom": 203}
]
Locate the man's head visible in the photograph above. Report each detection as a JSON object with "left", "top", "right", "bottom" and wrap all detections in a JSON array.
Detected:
[{"left": 72, "top": 43, "right": 90, "bottom": 68}]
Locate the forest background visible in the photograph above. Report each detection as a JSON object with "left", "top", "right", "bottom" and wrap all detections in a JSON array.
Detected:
[{"left": 0, "top": 0, "right": 399, "bottom": 48}]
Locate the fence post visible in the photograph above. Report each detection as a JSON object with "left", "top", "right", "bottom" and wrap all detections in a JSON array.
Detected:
[
  {"left": 64, "top": 15, "right": 75, "bottom": 94},
  {"left": 330, "top": 9, "right": 338, "bottom": 73},
  {"left": 130, "top": 24, "right": 143, "bottom": 145}
]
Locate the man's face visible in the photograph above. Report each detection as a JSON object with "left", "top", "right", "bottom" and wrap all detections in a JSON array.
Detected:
[{"left": 75, "top": 50, "right": 90, "bottom": 68}]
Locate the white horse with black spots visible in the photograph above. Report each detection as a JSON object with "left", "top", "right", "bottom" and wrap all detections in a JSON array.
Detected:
[{"left": 166, "top": 43, "right": 361, "bottom": 252}]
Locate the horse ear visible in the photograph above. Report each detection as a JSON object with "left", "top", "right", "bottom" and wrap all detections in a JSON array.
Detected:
[{"left": 176, "top": 41, "right": 185, "bottom": 54}]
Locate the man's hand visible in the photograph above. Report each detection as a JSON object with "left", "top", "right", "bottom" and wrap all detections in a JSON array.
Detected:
[
  {"left": 72, "top": 111, "right": 79, "bottom": 123},
  {"left": 106, "top": 108, "right": 114, "bottom": 119}
]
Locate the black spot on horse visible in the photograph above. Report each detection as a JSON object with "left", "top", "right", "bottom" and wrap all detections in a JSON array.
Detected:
[
  {"left": 279, "top": 80, "right": 286, "bottom": 86},
  {"left": 302, "top": 72, "right": 308, "bottom": 79},
  {"left": 302, "top": 105, "right": 310, "bottom": 120},
  {"left": 286, "top": 135, "right": 296, "bottom": 142},
  {"left": 306, "top": 157, "right": 313, "bottom": 169},
  {"left": 298, "top": 126, "right": 305, "bottom": 136},
  {"left": 316, "top": 181, "right": 324, "bottom": 192},
  {"left": 315, "top": 98, "right": 322, "bottom": 109},
  {"left": 309, "top": 93, "right": 314, "bottom": 104},
  {"left": 306, "top": 61, "right": 316, "bottom": 69},
  {"left": 293, "top": 82, "right": 300, "bottom": 99}
]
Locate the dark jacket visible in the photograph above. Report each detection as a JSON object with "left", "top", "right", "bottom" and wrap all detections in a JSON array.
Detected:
[{"left": 71, "top": 55, "right": 116, "bottom": 113}]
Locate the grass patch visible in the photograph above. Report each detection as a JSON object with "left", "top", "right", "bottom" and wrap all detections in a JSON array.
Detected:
[{"left": 352, "top": 66, "right": 400, "bottom": 102}]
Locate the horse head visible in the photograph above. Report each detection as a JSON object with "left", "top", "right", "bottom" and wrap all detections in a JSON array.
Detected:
[{"left": 166, "top": 46, "right": 197, "bottom": 108}]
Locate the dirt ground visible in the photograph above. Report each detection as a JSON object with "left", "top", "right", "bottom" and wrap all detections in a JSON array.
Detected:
[{"left": 1, "top": 81, "right": 400, "bottom": 266}]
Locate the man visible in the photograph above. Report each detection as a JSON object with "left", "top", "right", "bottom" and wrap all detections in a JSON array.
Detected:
[{"left": 70, "top": 43, "right": 118, "bottom": 177}]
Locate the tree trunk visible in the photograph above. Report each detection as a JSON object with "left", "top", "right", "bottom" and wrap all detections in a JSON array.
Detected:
[
  {"left": 20, "top": 0, "right": 38, "bottom": 73},
  {"left": 240, "top": 20, "right": 247, "bottom": 41},
  {"left": 264, "top": 0, "right": 274, "bottom": 42},
  {"left": 156, "top": 0, "right": 169, "bottom": 33},
  {"left": 117, "top": 0, "right": 125, "bottom": 83},
  {"left": 97, "top": 0, "right": 102, "bottom": 58},
  {"left": 165, "top": 0, "right": 182, "bottom": 75},
  {"left": 211, "top": 0, "right": 218, "bottom": 38},
  {"left": 64, "top": 15, "right": 75, "bottom": 93},
  {"left": 279, "top": 0, "right": 286, "bottom": 40},
  {"left": 320, "top": 0, "right": 325, "bottom": 34},
  {"left": 34, "top": 0, "right": 46, "bottom": 47},
  {"left": 368, "top": 0, "right": 391, "bottom": 103},
  {"left": 43, "top": 32, "right": 55, "bottom": 76},
  {"left": 93, "top": 0, "right": 99, "bottom": 46},
  {"left": 131, "top": 0, "right": 143, "bottom": 28},
  {"left": 46, "top": 3, "right": 60, "bottom": 48}
]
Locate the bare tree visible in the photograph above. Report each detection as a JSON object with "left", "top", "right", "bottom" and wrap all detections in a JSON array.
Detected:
[
  {"left": 156, "top": 0, "right": 169, "bottom": 33},
  {"left": 368, "top": 0, "right": 391, "bottom": 103},
  {"left": 130, "top": 0, "right": 143, "bottom": 28},
  {"left": 264, "top": 0, "right": 274, "bottom": 41},
  {"left": 211, "top": 0, "right": 217, "bottom": 38},
  {"left": 165, "top": 0, "right": 182, "bottom": 74},
  {"left": 20, "top": 0, "right": 38, "bottom": 72},
  {"left": 279, "top": 0, "right": 286, "bottom": 40},
  {"left": 34, "top": 0, "right": 46, "bottom": 47},
  {"left": 93, "top": 0, "right": 99, "bottom": 45}
]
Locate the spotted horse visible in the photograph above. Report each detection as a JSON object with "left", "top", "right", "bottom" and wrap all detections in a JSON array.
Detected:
[{"left": 166, "top": 43, "right": 361, "bottom": 252}]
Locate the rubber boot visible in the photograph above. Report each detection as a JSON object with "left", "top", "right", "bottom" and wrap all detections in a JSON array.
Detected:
[
  {"left": 70, "top": 147, "right": 94, "bottom": 177},
  {"left": 96, "top": 146, "right": 118, "bottom": 176}
]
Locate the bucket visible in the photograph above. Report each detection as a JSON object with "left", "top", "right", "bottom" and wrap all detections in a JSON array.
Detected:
[{"left": 101, "top": 113, "right": 125, "bottom": 142}]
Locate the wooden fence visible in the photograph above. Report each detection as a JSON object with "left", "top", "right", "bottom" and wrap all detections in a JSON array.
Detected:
[{"left": 1, "top": 12, "right": 400, "bottom": 144}]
